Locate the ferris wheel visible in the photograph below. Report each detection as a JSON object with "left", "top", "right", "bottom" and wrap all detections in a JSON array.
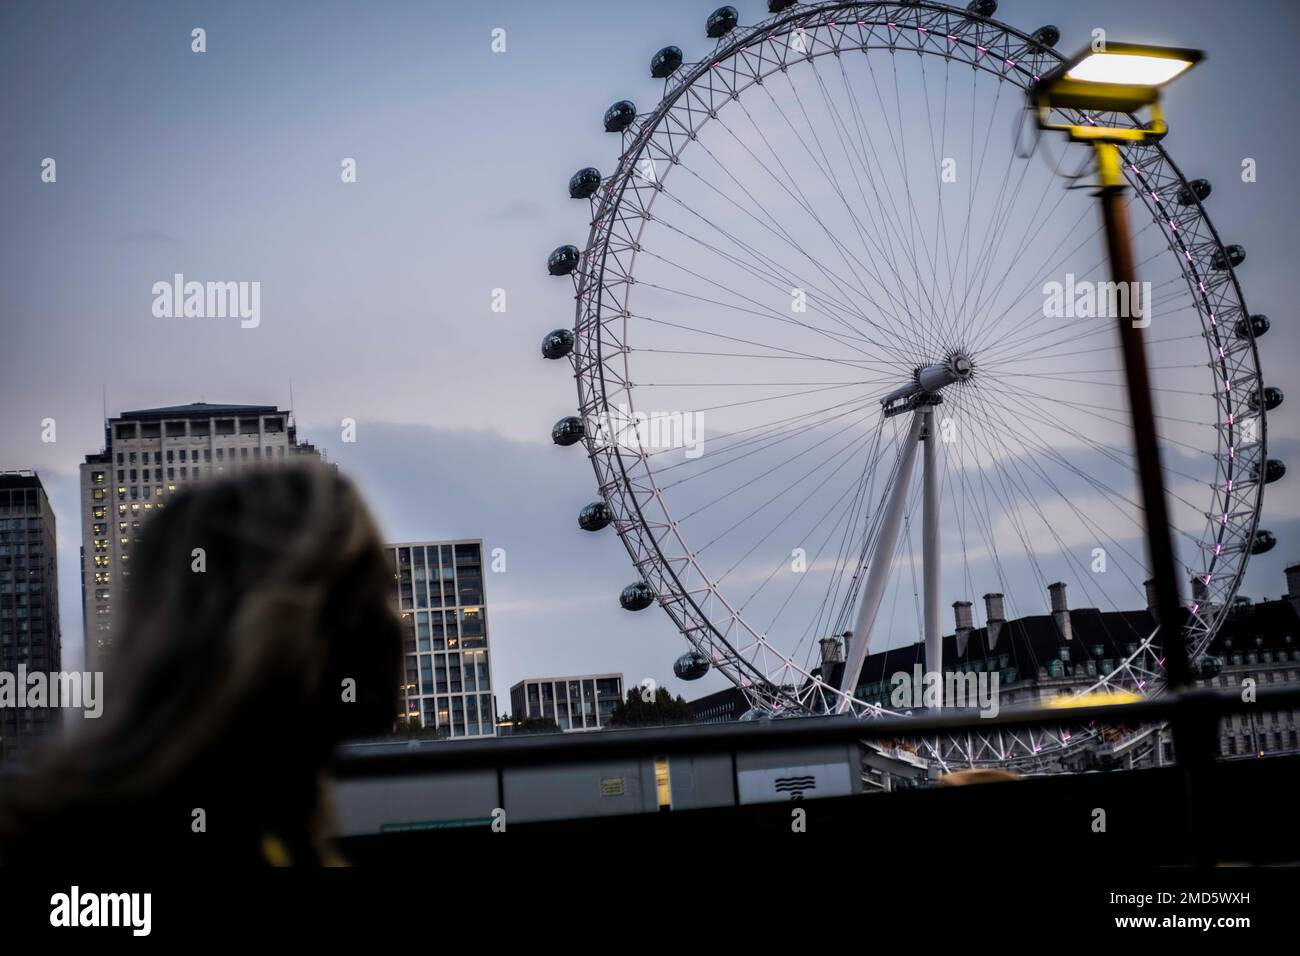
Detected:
[{"left": 541, "top": 1, "right": 1280, "bottom": 768}]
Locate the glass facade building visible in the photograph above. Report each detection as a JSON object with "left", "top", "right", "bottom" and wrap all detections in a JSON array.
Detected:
[
  {"left": 389, "top": 540, "right": 496, "bottom": 739},
  {"left": 510, "top": 674, "right": 624, "bottom": 731},
  {"left": 0, "top": 472, "right": 62, "bottom": 765}
]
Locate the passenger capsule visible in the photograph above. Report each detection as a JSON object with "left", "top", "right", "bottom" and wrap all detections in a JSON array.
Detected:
[
  {"left": 673, "top": 650, "right": 711, "bottom": 681},
  {"left": 547, "top": 244, "right": 580, "bottom": 276},
  {"left": 651, "top": 45, "right": 683, "bottom": 78},
  {"left": 1235, "top": 314, "right": 1269, "bottom": 340},
  {"left": 620, "top": 581, "right": 655, "bottom": 611},
  {"left": 541, "top": 328, "right": 574, "bottom": 360},
  {"left": 578, "top": 501, "right": 613, "bottom": 532},
  {"left": 1031, "top": 25, "right": 1060, "bottom": 48},
  {"left": 1211, "top": 244, "right": 1245, "bottom": 271},
  {"left": 552, "top": 416, "right": 585, "bottom": 446},
  {"left": 1176, "top": 178, "right": 1212, "bottom": 205},
  {"left": 603, "top": 100, "right": 637, "bottom": 133},
  {"left": 1251, "top": 530, "right": 1277, "bottom": 555},
  {"left": 967, "top": 0, "right": 998, "bottom": 16},
  {"left": 768, "top": 0, "right": 798, "bottom": 12},
  {"left": 1263, "top": 459, "right": 1287, "bottom": 484},
  {"left": 1250, "top": 386, "right": 1284, "bottom": 412},
  {"left": 706, "top": 6, "right": 739, "bottom": 38},
  {"left": 568, "top": 167, "right": 602, "bottom": 200}
]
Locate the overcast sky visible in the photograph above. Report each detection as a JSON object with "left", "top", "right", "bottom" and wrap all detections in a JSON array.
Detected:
[{"left": 1, "top": 0, "right": 1296, "bottom": 706}]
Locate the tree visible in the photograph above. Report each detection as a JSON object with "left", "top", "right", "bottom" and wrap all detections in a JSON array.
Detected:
[
  {"left": 391, "top": 714, "right": 424, "bottom": 737},
  {"left": 608, "top": 685, "right": 692, "bottom": 727},
  {"left": 510, "top": 715, "right": 561, "bottom": 735}
]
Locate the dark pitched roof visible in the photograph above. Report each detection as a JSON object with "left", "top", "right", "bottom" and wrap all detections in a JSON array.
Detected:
[
  {"left": 1209, "top": 598, "right": 1300, "bottom": 655},
  {"left": 827, "top": 606, "right": 1157, "bottom": 691},
  {"left": 827, "top": 596, "right": 1300, "bottom": 692}
]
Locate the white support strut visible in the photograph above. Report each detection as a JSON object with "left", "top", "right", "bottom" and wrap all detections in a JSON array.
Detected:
[
  {"left": 837, "top": 407, "right": 925, "bottom": 708},
  {"left": 836, "top": 354, "right": 970, "bottom": 712},
  {"left": 922, "top": 406, "right": 942, "bottom": 709}
]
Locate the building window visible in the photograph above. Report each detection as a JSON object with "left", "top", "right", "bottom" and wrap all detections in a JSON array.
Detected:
[{"left": 654, "top": 757, "right": 672, "bottom": 810}]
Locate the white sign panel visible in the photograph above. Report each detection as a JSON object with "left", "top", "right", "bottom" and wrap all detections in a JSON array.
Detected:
[{"left": 736, "top": 762, "right": 854, "bottom": 805}]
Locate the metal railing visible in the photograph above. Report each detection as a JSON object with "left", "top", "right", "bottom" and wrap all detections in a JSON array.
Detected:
[{"left": 333, "top": 684, "right": 1300, "bottom": 776}]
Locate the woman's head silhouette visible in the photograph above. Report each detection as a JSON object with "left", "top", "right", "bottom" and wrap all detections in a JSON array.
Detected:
[{"left": 1, "top": 462, "right": 401, "bottom": 864}]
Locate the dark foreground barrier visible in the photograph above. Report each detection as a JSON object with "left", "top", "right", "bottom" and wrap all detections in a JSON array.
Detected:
[{"left": 333, "top": 686, "right": 1300, "bottom": 866}]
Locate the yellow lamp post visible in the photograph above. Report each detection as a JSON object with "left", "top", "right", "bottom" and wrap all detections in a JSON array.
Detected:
[{"left": 1031, "top": 43, "right": 1204, "bottom": 691}]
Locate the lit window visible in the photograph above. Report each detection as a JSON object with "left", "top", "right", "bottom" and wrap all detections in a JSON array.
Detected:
[{"left": 654, "top": 757, "right": 672, "bottom": 810}]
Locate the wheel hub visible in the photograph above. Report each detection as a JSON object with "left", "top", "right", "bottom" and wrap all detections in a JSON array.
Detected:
[{"left": 881, "top": 350, "right": 974, "bottom": 416}]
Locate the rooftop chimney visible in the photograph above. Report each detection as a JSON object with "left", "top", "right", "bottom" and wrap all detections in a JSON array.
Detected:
[
  {"left": 818, "top": 636, "right": 843, "bottom": 673},
  {"left": 953, "top": 601, "right": 974, "bottom": 656},
  {"left": 1048, "top": 581, "right": 1072, "bottom": 642},
  {"left": 1144, "top": 577, "right": 1160, "bottom": 624},
  {"left": 1286, "top": 564, "right": 1300, "bottom": 600},
  {"left": 983, "top": 592, "right": 1005, "bottom": 651}
]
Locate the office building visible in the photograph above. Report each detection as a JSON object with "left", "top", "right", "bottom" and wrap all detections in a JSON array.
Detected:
[
  {"left": 688, "top": 685, "right": 749, "bottom": 725},
  {"left": 79, "top": 403, "right": 323, "bottom": 668},
  {"left": 0, "top": 472, "right": 62, "bottom": 763},
  {"left": 390, "top": 540, "right": 496, "bottom": 739},
  {"left": 510, "top": 674, "right": 624, "bottom": 731}
]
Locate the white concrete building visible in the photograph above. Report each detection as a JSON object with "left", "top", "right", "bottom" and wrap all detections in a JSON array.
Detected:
[
  {"left": 79, "top": 403, "right": 323, "bottom": 668},
  {"left": 510, "top": 674, "right": 625, "bottom": 731}
]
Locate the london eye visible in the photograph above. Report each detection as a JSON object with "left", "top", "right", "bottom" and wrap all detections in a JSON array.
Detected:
[{"left": 543, "top": 1, "right": 1278, "bottom": 769}]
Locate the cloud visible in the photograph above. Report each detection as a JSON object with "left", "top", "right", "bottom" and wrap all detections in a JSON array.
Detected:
[
  {"left": 120, "top": 229, "right": 180, "bottom": 245},
  {"left": 300, "top": 419, "right": 723, "bottom": 703},
  {"left": 487, "top": 199, "right": 548, "bottom": 223}
]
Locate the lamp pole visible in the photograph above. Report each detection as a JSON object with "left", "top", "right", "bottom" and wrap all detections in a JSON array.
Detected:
[
  {"left": 1093, "top": 141, "right": 1189, "bottom": 691},
  {"left": 1096, "top": 139, "right": 1211, "bottom": 866},
  {"left": 1034, "top": 41, "right": 1208, "bottom": 863}
]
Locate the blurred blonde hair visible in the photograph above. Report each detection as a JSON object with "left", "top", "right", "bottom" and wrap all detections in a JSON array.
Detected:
[
  {"left": 0, "top": 462, "right": 401, "bottom": 863},
  {"left": 938, "top": 768, "right": 1022, "bottom": 786}
]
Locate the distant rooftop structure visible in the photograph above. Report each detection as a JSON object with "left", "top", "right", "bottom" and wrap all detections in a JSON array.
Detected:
[
  {"left": 0, "top": 470, "right": 43, "bottom": 490},
  {"left": 117, "top": 402, "right": 279, "bottom": 419}
]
